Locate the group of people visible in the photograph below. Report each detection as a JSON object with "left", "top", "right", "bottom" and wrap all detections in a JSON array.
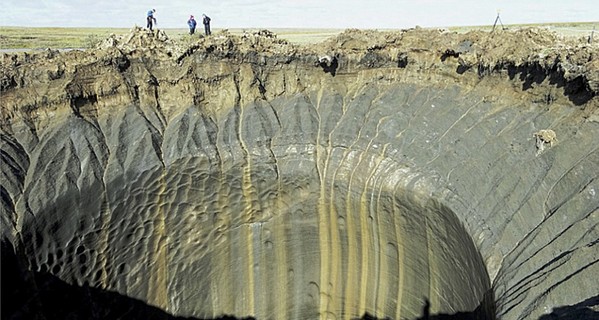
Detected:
[
  {"left": 146, "top": 9, "right": 211, "bottom": 36},
  {"left": 187, "top": 14, "right": 211, "bottom": 35}
]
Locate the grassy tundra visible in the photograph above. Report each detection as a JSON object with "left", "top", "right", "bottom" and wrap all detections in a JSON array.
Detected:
[
  {"left": 0, "top": 22, "right": 596, "bottom": 49},
  {"left": 0, "top": 26, "right": 344, "bottom": 49}
]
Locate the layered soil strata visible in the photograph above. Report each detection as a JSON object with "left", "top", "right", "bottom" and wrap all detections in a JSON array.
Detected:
[{"left": 1, "top": 27, "right": 598, "bottom": 319}]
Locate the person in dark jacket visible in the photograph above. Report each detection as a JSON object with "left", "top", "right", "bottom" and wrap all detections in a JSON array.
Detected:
[
  {"left": 202, "top": 14, "right": 211, "bottom": 35},
  {"left": 147, "top": 9, "right": 157, "bottom": 31},
  {"left": 187, "top": 15, "right": 197, "bottom": 34}
]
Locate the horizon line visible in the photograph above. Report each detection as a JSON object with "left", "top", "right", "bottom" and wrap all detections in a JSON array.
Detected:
[{"left": 1, "top": 21, "right": 597, "bottom": 30}]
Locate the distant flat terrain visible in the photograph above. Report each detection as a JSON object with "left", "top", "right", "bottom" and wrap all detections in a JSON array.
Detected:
[{"left": 0, "top": 22, "right": 596, "bottom": 50}]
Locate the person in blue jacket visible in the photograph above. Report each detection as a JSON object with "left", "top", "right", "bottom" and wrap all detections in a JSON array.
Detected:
[
  {"left": 188, "top": 15, "right": 197, "bottom": 35},
  {"left": 147, "top": 9, "right": 157, "bottom": 31}
]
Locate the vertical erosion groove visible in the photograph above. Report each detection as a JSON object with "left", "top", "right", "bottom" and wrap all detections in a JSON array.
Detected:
[{"left": 7, "top": 91, "right": 495, "bottom": 319}]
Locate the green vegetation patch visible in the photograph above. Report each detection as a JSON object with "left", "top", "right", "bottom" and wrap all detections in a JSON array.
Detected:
[{"left": 0, "top": 27, "right": 130, "bottom": 49}]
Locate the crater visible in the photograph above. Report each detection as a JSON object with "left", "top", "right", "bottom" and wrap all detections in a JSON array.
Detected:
[{"left": 2, "top": 28, "right": 598, "bottom": 320}]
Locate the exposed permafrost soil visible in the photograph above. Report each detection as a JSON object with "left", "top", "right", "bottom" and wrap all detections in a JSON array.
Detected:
[
  {"left": 1, "top": 27, "right": 598, "bottom": 320},
  {"left": 2, "top": 26, "right": 598, "bottom": 116}
]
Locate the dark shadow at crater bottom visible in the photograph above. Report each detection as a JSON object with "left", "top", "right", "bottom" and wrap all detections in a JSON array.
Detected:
[
  {"left": 1, "top": 241, "right": 254, "bottom": 320},
  {"left": 355, "top": 292, "right": 496, "bottom": 320},
  {"left": 537, "top": 295, "right": 599, "bottom": 320},
  {"left": 3, "top": 235, "right": 498, "bottom": 320}
]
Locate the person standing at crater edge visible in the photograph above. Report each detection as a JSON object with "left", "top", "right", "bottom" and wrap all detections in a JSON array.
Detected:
[
  {"left": 202, "top": 14, "right": 211, "bottom": 35},
  {"left": 147, "top": 9, "right": 157, "bottom": 31},
  {"left": 188, "top": 15, "right": 197, "bottom": 35}
]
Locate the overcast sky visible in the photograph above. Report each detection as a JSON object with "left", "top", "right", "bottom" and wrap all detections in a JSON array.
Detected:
[{"left": 3, "top": 0, "right": 598, "bottom": 29}]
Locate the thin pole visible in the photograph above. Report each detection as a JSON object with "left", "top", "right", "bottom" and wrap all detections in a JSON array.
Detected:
[{"left": 492, "top": 11, "right": 505, "bottom": 32}]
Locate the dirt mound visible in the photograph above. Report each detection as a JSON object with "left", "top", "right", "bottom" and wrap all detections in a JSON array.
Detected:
[
  {"left": 89, "top": 26, "right": 598, "bottom": 90},
  {"left": 95, "top": 27, "right": 299, "bottom": 62},
  {"left": 312, "top": 27, "right": 598, "bottom": 101},
  {"left": 98, "top": 26, "right": 172, "bottom": 56},
  {"left": 1, "top": 26, "right": 597, "bottom": 113}
]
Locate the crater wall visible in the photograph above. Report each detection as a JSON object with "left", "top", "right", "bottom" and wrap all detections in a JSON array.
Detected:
[{"left": 1, "top": 28, "right": 598, "bottom": 319}]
